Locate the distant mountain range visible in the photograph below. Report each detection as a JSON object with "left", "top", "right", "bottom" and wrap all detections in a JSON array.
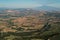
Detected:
[
  {"left": 33, "top": 6, "right": 60, "bottom": 11},
  {"left": 0, "top": 6, "right": 60, "bottom": 11}
]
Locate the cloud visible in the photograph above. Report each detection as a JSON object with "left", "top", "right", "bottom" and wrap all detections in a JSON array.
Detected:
[
  {"left": 47, "top": 3, "right": 60, "bottom": 8},
  {"left": 0, "top": 0, "right": 43, "bottom": 8},
  {"left": 14, "top": 4, "right": 42, "bottom": 8},
  {"left": 2, "top": 3, "right": 42, "bottom": 8}
]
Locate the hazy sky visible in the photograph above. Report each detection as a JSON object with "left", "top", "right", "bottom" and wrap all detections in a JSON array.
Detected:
[{"left": 0, "top": 0, "right": 60, "bottom": 8}]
